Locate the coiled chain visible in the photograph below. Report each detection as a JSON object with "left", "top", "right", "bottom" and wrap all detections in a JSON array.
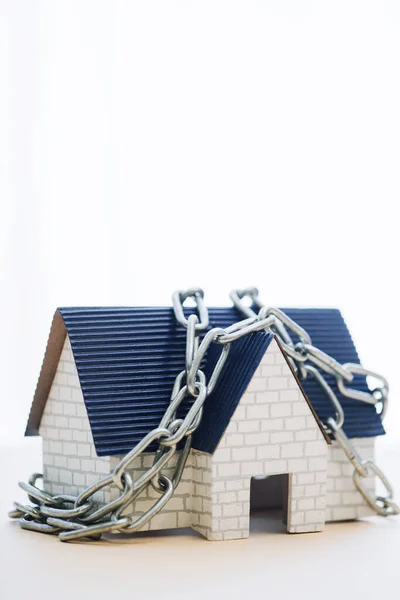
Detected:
[{"left": 8, "top": 287, "right": 399, "bottom": 542}]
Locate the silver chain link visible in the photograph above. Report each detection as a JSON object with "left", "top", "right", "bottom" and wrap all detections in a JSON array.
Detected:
[{"left": 9, "top": 287, "right": 398, "bottom": 541}]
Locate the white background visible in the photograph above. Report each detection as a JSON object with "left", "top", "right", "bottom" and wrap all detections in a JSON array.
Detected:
[{"left": 1, "top": 1, "right": 399, "bottom": 441}]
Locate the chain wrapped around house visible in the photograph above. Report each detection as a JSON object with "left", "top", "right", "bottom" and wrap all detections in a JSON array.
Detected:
[{"left": 9, "top": 287, "right": 399, "bottom": 542}]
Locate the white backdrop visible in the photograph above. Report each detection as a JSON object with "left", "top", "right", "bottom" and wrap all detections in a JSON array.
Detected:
[{"left": 1, "top": 1, "right": 400, "bottom": 441}]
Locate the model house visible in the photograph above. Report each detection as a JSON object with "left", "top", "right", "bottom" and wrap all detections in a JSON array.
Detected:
[{"left": 25, "top": 306, "right": 383, "bottom": 541}]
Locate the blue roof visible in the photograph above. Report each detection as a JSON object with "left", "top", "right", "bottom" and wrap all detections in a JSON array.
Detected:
[{"left": 31, "top": 306, "right": 384, "bottom": 456}]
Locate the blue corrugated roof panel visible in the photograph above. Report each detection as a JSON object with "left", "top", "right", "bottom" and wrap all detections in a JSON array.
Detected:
[{"left": 58, "top": 306, "right": 385, "bottom": 456}]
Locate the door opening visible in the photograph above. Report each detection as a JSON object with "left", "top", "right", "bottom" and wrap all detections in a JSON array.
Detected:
[{"left": 250, "top": 474, "right": 289, "bottom": 534}]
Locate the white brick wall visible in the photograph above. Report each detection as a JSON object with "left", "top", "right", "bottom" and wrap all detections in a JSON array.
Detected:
[
  {"left": 326, "top": 437, "right": 376, "bottom": 521},
  {"left": 39, "top": 335, "right": 377, "bottom": 541},
  {"left": 39, "top": 337, "right": 112, "bottom": 503}
]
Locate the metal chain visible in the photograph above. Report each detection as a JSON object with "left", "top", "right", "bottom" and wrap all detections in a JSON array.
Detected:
[
  {"left": 9, "top": 288, "right": 282, "bottom": 541},
  {"left": 230, "top": 287, "right": 399, "bottom": 517},
  {"left": 9, "top": 287, "right": 398, "bottom": 542}
]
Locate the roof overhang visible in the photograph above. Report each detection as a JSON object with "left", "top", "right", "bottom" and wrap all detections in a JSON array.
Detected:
[{"left": 25, "top": 310, "right": 67, "bottom": 436}]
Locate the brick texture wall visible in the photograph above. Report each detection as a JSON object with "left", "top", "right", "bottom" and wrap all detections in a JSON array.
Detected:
[
  {"left": 326, "top": 437, "right": 376, "bottom": 521},
  {"left": 39, "top": 337, "right": 111, "bottom": 503}
]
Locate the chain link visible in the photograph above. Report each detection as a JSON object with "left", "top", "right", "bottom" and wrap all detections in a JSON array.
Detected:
[{"left": 9, "top": 287, "right": 399, "bottom": 541}]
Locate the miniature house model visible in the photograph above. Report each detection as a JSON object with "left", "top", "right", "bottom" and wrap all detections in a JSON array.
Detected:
[{"left": 26, "top": 307, "right": 383, "bottom": 541}]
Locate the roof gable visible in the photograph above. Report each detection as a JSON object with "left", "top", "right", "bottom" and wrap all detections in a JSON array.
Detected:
[
  {"left": 26, "top": 306, "right": 385, "bottom": 456},
  {"left": 193, "top": 332, "right": 329, "bottom": 453}
]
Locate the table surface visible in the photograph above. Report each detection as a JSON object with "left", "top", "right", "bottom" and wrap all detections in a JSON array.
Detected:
[{"left": 1, "top": 436, "right": 399, "bottom": 600}]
